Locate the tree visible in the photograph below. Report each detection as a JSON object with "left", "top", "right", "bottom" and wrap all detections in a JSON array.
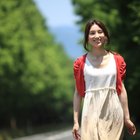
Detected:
[{"left": 0, "top": 0, "right": 73, "bottom": 129}]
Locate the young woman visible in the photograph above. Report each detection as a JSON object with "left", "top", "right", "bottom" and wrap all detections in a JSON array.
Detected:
[{"left": 72, "top": 19, "right": 136, "bottom": 140}]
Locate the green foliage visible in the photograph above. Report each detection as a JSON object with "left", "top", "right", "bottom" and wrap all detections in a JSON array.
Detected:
[
  {"left": 128, "top": 1, "right": 140, "bottom": 45},
  {"left": 72, "top": 0, "right": 140, "bottom": 123},
  {"left": 0, "top": 0, "right": 74, "bottom": 129}
]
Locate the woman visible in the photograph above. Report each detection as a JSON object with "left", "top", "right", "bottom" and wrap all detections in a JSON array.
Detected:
[{"left": 72, "top": 19, "right": 136, "bottom": 140}]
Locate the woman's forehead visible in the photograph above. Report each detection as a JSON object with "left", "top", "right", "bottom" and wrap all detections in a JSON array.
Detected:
[{"left": 90, "top": 24, "right": 102, "bottom": 31}]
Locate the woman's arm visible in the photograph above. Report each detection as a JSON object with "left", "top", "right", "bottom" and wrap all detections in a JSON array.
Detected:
[
  {"left": 119, "top": 83, "right": 136, "bottom": 135},
  {"left": 72, "top": 87, "right": 82, "bottom": 133}
]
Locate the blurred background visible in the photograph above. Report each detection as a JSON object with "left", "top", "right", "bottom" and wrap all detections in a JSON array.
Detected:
[{"left": 0, "top": 0, "right": 140, "bottom": 139}]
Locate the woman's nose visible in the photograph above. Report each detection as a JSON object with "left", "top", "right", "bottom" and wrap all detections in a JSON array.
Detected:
[{"left": 95, "top": 32, "right": 100, "bottom": 38}]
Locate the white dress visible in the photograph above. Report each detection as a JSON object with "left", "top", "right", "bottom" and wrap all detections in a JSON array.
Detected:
[{"left": 81, "top": 53, "right": 124, "bottom": 140}]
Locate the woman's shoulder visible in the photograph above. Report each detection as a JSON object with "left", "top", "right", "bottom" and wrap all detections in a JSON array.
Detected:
[
  {"left": 74, "top": 53, "right": 87, "bottom": 63},
  {"left": 110, "top": 51, "right": 126, "bottom": 68},
  {"left": 73, "top": 53, "right": 87, "bottom": 69},
  {"left": 110, "top": 51, "right": 124, "bottom": 59}
]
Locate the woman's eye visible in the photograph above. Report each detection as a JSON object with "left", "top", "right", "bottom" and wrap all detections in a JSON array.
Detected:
[
  {"left": 89, "top": 32, "right": 95, "bottom": 35},
  {"left": 98, "top": 30, "right": 103, "bottom": 34}
]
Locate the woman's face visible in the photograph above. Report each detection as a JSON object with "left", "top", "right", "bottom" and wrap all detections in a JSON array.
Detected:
[{"left": 88, "top": 23, "right": 107, "bottom": 48}]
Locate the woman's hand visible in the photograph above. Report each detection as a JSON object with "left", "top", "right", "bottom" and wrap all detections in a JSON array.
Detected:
[
  {"left": 125, "top": 119, "right": 136, "bottom": 135},
  {"left": 72, "top": 122, "right": 81, "bottom": 140}
]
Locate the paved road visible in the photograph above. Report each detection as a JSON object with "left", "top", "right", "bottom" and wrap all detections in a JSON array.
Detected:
[{"left": 14, "top": 129, "right": 73, "bottom": 140}]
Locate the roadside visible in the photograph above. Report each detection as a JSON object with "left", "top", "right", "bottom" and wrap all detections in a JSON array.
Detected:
[{"left": 13, "top": 129, "right": 72, "bottom": 140}]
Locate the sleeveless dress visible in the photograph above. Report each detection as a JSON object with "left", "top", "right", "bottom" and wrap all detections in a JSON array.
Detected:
[{"left": 81, "top": 53, "right": 124, "bottom": 140}]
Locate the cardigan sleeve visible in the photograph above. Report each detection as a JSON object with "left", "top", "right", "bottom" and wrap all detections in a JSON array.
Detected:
[
  {"left": 114, "top": 53, "right": 126, "bottom": 95},
  {"left": 119, "top": 55, "right": 126, "bottom": 81},
  {"left": 73, "top": 55, "right": 86, "bottom": 97},
  {"left": 73, "top": 58, "right": 81, "bottom": 80}
]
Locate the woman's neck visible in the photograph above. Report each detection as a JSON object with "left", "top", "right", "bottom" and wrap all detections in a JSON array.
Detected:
[{"left": 89, "top": 48, "right": 108, "bottom": 57}]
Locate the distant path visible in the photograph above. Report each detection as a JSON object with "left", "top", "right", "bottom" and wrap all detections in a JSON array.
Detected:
[{"left": 13, "top": 129, "right": 73, "bottom": 140}]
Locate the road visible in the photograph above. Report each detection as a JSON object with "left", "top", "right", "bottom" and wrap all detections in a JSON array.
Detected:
[{"left": 14, "top": 129, "right": 73, "bottom": 140}]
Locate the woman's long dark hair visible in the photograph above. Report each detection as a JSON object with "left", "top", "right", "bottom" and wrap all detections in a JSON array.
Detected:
[{"left": 84, "top": 19, "right": 110, "bottom": 51}]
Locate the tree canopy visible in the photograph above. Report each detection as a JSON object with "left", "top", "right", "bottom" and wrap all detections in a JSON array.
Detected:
[{"left": 0, "top": 0, "right": 74, "bottom": 129}]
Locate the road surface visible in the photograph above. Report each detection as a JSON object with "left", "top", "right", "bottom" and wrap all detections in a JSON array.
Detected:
[{"left": 14, "top": 129, "right": 73, "bottom": 140}]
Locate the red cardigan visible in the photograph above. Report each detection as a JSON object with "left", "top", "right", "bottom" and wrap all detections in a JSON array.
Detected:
[{"left": 73, "top": 53, "right": 126, "bottom": 97}]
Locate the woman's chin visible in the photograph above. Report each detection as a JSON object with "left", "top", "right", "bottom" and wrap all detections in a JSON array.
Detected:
[{"left": 94, "top": 43, "right": 103, "bottom": 48}]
